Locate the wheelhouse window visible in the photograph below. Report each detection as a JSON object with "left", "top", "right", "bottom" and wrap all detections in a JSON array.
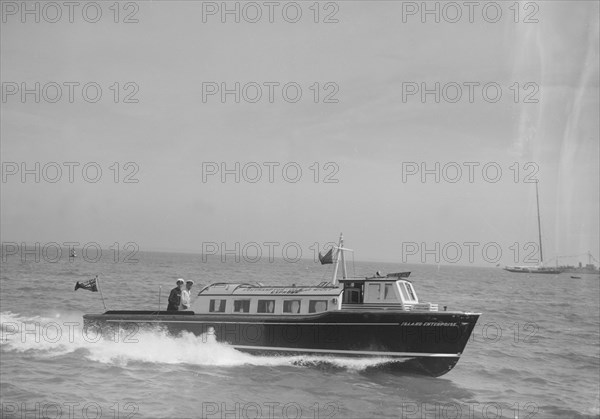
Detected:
[
  {"left": 257, "top": 300, "right": 275, "bottom": 313},
  {"left": 209, "top": 299, "right": 226, "bottom": 312},
  {"left": 399, "top": 282, "right": 417, "bottom": 302},
  {"left": 309, "top": 300, "right": 328, "bottom": 313},
  {"left": 283, "top": 300, "right": 301, "bottom": 313},
  {"left": 405, "top": 282, "right": 417, "bottom": 301},
  {"left": 345, "top": 288, "right": 361, "bottom": 303},
  {"left": 398, "top": 282, "right": 409, "bottom": 301},
  {"left": 368, "top": 283, "right": 381, "bottom": 300},
  {"left": 343, "top": 282, "right": 363, "bottom": 303},
  {"left": 233, "top": 300, "right": 250, "bottom": 313}
]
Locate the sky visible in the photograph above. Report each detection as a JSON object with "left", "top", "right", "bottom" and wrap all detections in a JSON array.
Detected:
[{"left": 1, "top": 0, "right": 599, "bottom": 267}]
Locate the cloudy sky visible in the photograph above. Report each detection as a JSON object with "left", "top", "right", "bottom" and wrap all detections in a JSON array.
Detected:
[{"left": 1, "top": 1, "right": 598, "bottom": 266}]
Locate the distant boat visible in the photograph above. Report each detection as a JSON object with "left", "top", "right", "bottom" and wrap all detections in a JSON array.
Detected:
[
  {"left": 504, "top": 181, "right": 561, "bottom": 275},
  {"left": 504, "top": 266, "right": 561, "bottom": 274},
  {"left": 570, "top": 276, "right": 582, "bottom": 279},
  {"left": 556, "top": 252, "right": 600, "bottom": 275}
]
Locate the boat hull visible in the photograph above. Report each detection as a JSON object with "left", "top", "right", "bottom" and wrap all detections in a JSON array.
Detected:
[
  {"left": 504, "top": 267, "right": 561, "bottom": 274},
  {"left": 83, "top": 310, "right": 479, "bottom": 377}
]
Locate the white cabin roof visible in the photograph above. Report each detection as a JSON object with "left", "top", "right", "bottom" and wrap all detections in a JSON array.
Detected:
[{"left": 197, "top": 283, "right": 342, "bottom": 297}]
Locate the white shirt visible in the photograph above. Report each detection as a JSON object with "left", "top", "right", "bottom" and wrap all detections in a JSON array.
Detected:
[{"left": 180, "top": 289, "right": 191, "bottom": 310}]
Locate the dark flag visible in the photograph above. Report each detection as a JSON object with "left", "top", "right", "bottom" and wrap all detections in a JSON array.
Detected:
[
  {"left": 75, "top": 277, "right": 98, "bottom": 292},
  {"left": 318, "top": 248, "right": 334, "bottom": 264}
]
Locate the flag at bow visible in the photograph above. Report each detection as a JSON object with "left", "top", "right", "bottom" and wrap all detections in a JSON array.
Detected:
[
  {"left": 318, "top": 248, "right": 334, "bottom": 264},
  {"left": 74, "top": 276, "right": 98, "bottom": 292}
]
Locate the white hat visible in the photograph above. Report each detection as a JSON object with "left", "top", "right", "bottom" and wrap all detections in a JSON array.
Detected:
[
  {"left": 186, "top": 280, "right": 194, "bottom": 285},
  {"left": 176, "top": 278, "right": 184, "bottom": 284}
]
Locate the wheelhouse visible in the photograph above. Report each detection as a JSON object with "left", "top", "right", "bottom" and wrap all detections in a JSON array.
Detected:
[{"left": 339, "top": 274, "right": 438, "bottom": 311}]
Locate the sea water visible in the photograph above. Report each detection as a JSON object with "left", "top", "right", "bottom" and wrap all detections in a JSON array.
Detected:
[{"left": 1, "top": 251, "right": 598, "bottom": 418}]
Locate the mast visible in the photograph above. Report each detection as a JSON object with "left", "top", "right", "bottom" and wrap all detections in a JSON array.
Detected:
[
  {"left": 535, "top": 180, "right": 544, "bottom": 265},
  {"left": 341, "top": 235, "right": 347, "bottom": 280},
  {"left": 332, "top": 234, "right": 343, "bottom": 285},
  {"left": 331, "top": 233, "right": 351, "bottom": 286}
]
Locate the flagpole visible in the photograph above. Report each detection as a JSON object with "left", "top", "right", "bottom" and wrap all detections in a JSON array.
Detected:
[
  {"left": 158, "top": 286, "right": 162, "bottom": 312},
  {"left": 95, "top": 275, "right": 108, "bottom": 311}
]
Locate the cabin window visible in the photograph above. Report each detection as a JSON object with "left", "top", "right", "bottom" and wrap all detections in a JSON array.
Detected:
[
  {"left": 283, "top": 300, "right": 301, "bottom": 313},
  {"left": 368, "top": 283, "right": 381, "bottom": 300},
  {"left": 257, "top": 300, "right": 275, "bottom": 313},
  {"left": 233, "top": 300, "right": 250, "bottom": 313},
  {"left": 209, "top": 299, "right": 226, "bottom": 313},
  {"left": 309, "top": 300, "right": 328, "bottom": 313},
  {"left": 384, "top": 283, "right": 395, "bottom": 300}
]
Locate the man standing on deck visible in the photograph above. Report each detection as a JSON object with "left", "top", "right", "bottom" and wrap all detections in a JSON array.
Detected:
[
  {"left": 180, "top": 280, "right": 194, "bottom": 310},
  {"left": 167, "top": 278, "right": 184, "bottom": 311}
]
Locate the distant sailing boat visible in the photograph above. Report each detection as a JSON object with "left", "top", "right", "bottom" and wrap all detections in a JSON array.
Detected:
[{"left": 504, "top": 181, "right": 561, "bottom": 274}]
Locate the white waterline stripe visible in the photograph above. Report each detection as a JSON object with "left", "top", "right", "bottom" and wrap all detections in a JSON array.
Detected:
[
  {"left": 105, "top": 320, "right": 403, "bottom": 326},
  {"left": 231, "top": 345, "right": 461, "bottom": 358}
]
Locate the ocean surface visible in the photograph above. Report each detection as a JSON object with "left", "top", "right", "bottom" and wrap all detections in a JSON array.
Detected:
[{"left": 1, "top": 250, "right": 599, "bottom": 419}]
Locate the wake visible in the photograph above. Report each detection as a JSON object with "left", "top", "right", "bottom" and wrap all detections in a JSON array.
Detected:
[{"left": 1, "top": 311, "right": 397, "bottom": 371}]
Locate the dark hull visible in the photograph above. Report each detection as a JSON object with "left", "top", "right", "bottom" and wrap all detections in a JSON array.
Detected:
[
  {"left": 504, "top": 267, "right": 561, "bottom": 274},
  {"left": 84, "top": 310, "right": 479, "bottom": 377}
]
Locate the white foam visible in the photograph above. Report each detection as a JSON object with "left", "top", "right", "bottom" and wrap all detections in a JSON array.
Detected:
[{"left": 1, "top": 311, "right": 395, "bottom": 370}]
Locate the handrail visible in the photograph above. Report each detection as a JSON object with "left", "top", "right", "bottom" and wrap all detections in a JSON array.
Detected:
[
  {"left": 231, "top": 283, "right": 259, "bottom": 292},
  {"left": 197, "top": 282, "right": 258, "bottom": 295}
]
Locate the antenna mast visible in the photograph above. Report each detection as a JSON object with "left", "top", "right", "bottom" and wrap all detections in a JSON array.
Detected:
[
  {"left": 535, "top": 180, "right": 544, "bottom": 265},
  {"left": 331, "top": 233, "right": 352, "bottom": 285}
]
